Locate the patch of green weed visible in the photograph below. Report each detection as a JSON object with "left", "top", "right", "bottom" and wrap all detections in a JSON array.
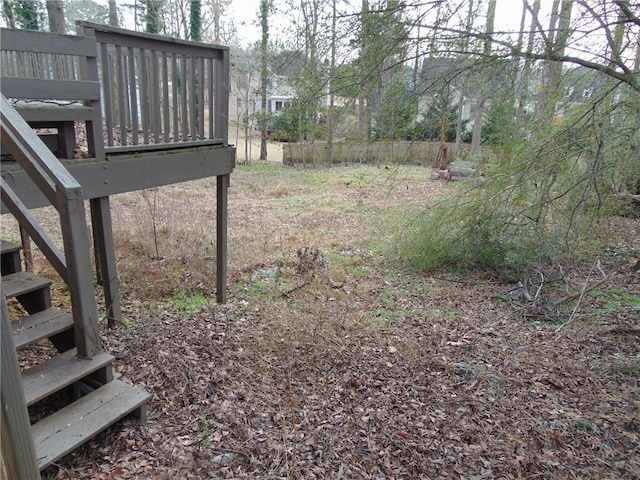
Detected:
[{"left": 172, "top": 290, "right": 209, "bottom": 315}]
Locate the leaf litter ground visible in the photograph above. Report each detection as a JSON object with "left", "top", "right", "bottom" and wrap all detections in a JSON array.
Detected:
[{"left": 16, "top": 163, "right": 638, "bottom": 479}]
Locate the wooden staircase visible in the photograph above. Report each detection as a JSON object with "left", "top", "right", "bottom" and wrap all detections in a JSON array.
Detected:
[{"left": 1, "top": 239, "right": 150, "bottom": 472}]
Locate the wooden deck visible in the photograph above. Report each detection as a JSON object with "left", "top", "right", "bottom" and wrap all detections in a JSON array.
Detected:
[{"left": 1, "top": 23, "right": 235, "bottom": 476}]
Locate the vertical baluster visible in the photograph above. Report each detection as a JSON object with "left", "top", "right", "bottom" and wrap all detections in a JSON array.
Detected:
[
  {"left": 151, "top": 50, "right": 161, "bottom": 142},
  {"left": 162, "top": 52, "right": 170, "bottom": 142},
  {"left": 172, "top": 53, "right": 180, "bottom": 142},
  {"left": 139, "top": 48, "right": 150, "bottom": 144},
  {"left": 128, "top": 47, "right": 139, "bottom": 145},
  {"left": 181, "top": 55, "right": 189, "bottom": 141},
  {"left": 100, "top": 43, "right": 114, "bottom": 146},
  {"left": 190, "top": 55, "right": 197, "bottom": 139},
  {"left": 116, "top": 45, "right": 127, "bottom": 146},
  {"left": 215, "top": 49, "right": 229, "bottom": 144},
  {"left": 199, "top": 57, "right": 205, "bottom": 139},
  {"left": 208, "top": 57, "right": 214, "bottom": 139}
]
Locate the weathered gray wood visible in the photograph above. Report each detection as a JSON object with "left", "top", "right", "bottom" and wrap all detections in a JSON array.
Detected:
[
  {"left": 32, "top": 378, "right": 150, "bottom": 470},
  {"left": 140, "top": 48, "right": 150, "bottom": 144},
  {"left": 1, "top": 28, "right": 96, "bottom": 57},
  {"left": 128, "top": 47, "right": 139, "bottom": 145},
  {"left": 57, "top": 187, "right": 102, "bottom": 359},
  {"left": 13, "top": 104, "right": 94, "bottom": 122},
  {"left": 162, "top": 52, "right": 170, "bottom": 141},
  {"left": 216, "top": 48, "right": 230, "bottom": 144},
  {"left": 216, "top": 173, "right": 230, "bottom": 304},
  {"left": 90, "top": 197, "right": 122, "bottom": 328},
  {"left": 2, "top": 271, "right": 52, "bottom": 314},
  {"left": 78, "top": 49, "right": 105, "bottom": 161},
  {"left": 116, "top": 45, "right": 127, "bottom": 146},
  {"left": 2, "top": 96, "right": 64, "bottom": 205},
  {"left": 208, "top": 59, "right": 214, "bottom": 139},
  {"left": 1, "top": 271, "right": 51, "bottom": 299},
  {"left": 198, "top": 57, "right": 205, "bottom": 139},
  {"left": 1, "top": 296, "right": 40, "bottom": 480},
  {"left": 77, "top": 21, "right": 227, "bottom": 58},
  {"left": 2, "top": 78, "right": 100, "bottom": 101},
  {"left": 22, "top": 348, "right": 114, "bottom": 406},
  {"left": 1, "top": 145, "right": 235, "bottom": 211},
  {"left": 1, "top": 178, "right": 67, "bottom": 280},
  {"left": 11, "top": 308, "right": 73, "bottom": 349},
  {"left": 190, "top": 57, "right": 197, "bottom": 139},
  {"left": 100, "top": 41, "right": 115, "bottom": 146},
  {"left": 104, "top": 138, "right": 222, "bottom": 154},
  {"left": 181, "top": 55, "right": 189, "bottom": 141},
  {"left": 151, "top": 50, "right": 161, "bottom": 140},
  {"left": 0, "top": 240, "right": 22, "bottom": 276},
  {"left": 171, "top": 53, "right": 179, "bottom": 142}
]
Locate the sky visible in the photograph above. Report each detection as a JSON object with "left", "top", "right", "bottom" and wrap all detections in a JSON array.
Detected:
[{"left": 228, "top": 0, "right": 554, "bottom": 47}]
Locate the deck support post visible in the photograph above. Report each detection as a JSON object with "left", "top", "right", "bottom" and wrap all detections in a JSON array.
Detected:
[
  {"left": 1, "top": 295, "right": 40, "bottom": 480},
  {"left": 58, "top": 187, "right": 102, "bottom": 358},
  {"left": 90, "top": 196, "right": 121, "bottom": 329},
  {"left": 216, "top": 174, "right": 229, "bottom": 304}
]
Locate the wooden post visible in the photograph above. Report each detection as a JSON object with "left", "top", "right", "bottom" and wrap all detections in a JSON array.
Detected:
[
  {"left": 58, "top": 187, "right": 102, "bottom": 358},
  {"left": 216, "top": 174, "right": 229, "bottom": 304},
  {"left": 1, "top": 296, "right": 40, "bottom": 480},
  {"left": 90, "top": 197, "right": 122, "bottom": 329}
]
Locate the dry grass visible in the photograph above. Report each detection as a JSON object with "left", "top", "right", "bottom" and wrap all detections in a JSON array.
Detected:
[{"left": 4, "top": 162, "right": 639, "bottom": 479}]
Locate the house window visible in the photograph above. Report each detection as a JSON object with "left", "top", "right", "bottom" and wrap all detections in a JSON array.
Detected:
[
  {"left": 275, "top": 100, "right": 284, "bottom": 112},
  {"left": 237, "top": 98, "right": 243, "bottom": 108},
  {"left": 583, "top": 89, "right": 592, "bottom": 98}
]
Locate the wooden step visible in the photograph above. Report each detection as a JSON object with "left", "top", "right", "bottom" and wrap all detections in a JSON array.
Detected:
[
  {"left": 2, "top": 271, "right": 52, "bottom": 313},
  {"left": 22, "top": 348, "right": 114, "bottom": 406},
  {"left": 32, "top": 379, "right": 151, "bottom": 470},
  {"left": 1, "top": 239, "right": 22, "bottom": 275},
  {"left": 2, "top": 271, "right": 51, "bottom": 298},
  {"left": 12, "top": 308, "right": 74, "bottom": 349}
]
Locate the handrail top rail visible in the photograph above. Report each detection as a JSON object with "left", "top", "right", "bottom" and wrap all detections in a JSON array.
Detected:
[
  {"left": 0, "top": 94, "right": 82, "bottom": 195},
  {"left": 77, "top": 21, "right": 230, "bottom": 53},
  {"left": 0, "top": 27, "right": 97, "bottom": 57}
]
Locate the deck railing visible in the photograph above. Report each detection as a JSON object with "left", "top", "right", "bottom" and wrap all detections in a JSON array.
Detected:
[
  {"left": 77, "top": 22, "right": 230, "bottom": 153},
  {"left": 1, "top": 95, "right": 102, "bottom": 358}
]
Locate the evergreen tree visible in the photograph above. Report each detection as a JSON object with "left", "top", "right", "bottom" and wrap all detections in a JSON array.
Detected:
[
  {"left": 189, "top": 0, "right": 201, "bottom": 41},
  {"left": 144, "top": 0, "right": 163, "bottom": 34}
]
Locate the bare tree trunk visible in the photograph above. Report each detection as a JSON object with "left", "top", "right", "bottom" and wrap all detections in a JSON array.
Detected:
[
  {"left": 2, "top": 1, "right": 17, "bottom": 28},
  {"left": 455, "top": 0, "right": 475, "bottom": 155},
  {"left": 537, "top": 0, "right": 573, "bottom": 120},
  {"left": 517, "top": 0, "right": 540, "bottom": 127},
  {"left": 471, "top": 0, "right": 496, "bottom": 152},
  {"left": 259, "top": 0, "right": 269, "bottom": 161},
  {"left": 327, "top": 0, "right": 336, "bottom": 163},
  {"left": 108, "top": 0, "right": 119, "bottom": 26},
  {"left": 47, "top": 0, "right": 66, "bottom": 33}
]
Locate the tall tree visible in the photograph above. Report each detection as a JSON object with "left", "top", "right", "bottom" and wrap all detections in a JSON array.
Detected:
[
  {"left": 189, "top": 0, "right": 201, "bottom": 41},
  {"left": 259, "top": 0, "right": 270, "bottom": 161},
  {"left": 470, "top": 0, "right": 496, "bottom": 152},
  {"left": 516, "top": 0, "right": 541, "bottom": 127},
  {"left": 144, "top": 0, "right": 163, "bottom": 34},
  {"left": 536, "top": 0, "right": 574, "bottom": 119},
  {"left": 358, "top": 0, "right": 408, "bottom": 140},
  {"left": 46, "top": 0, "right": 65, "bottom": 33},
  {"left": 2, "top": 0, "right": 17, "bottom": 28},
  {"left": 7, "top": 0, "right": 41, "bottom": 30},
  {"left": 108, "top": 0, "right": 118, "bottom": 26}
]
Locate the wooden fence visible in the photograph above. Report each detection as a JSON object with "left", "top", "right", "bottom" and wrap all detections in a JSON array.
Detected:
[{"left": 282, "top": 141, "right": 473, "bottom": 167}]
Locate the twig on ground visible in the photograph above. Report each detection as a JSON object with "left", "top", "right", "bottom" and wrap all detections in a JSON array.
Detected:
[{"left": 555, "top": 258, "right": 608, "bottom": 332}]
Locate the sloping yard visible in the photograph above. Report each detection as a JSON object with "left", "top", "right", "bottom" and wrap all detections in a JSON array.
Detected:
[{"left": 12, "top": 163, "right": 639, "bottom": 479}]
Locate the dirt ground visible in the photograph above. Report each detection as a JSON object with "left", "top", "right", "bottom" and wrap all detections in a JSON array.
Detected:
[{"left": 4, "top": 162, "right": 639, "bottom": 479}]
